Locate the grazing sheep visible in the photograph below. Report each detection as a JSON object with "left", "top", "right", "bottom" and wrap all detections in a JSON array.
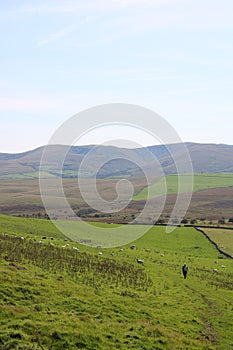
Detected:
[
  {"left": 20, "top": 237, "right": 25, "bottom": 240},
  {"left": 213, "top": 268, "right": 219, "bottom": 273},
  {"left": 137, "top": 259, "right": 144, "bottom": 265},
  {"left": 73, "top": 247, "right": 79, "bottom": 251},
  {"left": 145, "top": 249, "right": 150, "bottom": 253},
  {"left": 160, "top": 253, "right": 164, "bottom": 257},
  {"left": 98, "top": 252, "right": 103, "bottom": 255},
  {"left": 130, "top": 245, "right": 136, "bottom": 249},
  {"left": 119, "top": 248, "right": 124, "bottom": 252},
  {"left": 50, "top": 237, "right": 54, "bottom": 240},
  {"left": 39, "top": 240, "right": 43, "bottom": 244},
  {"left": 221, "top": 265, "right": 226, "bottom": 268}
]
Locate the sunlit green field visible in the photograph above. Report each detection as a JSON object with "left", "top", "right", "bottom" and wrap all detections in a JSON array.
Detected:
[
  {"left": 133, "top": 173, "right": 233, "bottom": 200},
  {"left": 201, "top": 228, "right": 233, "bottom": 257},
  {"left": 0, "top": 215, "right": 233, "bottom": 349}
]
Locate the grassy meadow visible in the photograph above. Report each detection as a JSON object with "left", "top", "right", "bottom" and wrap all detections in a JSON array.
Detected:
[
  {"left": 133, "top": 174, "right": 233, "bottom": 200},
  {"left": 201, "top": 228, "right": 233, "bottom": 257},
  {"left": 0, "top": 215, "right": 233, "bottom": 349}
]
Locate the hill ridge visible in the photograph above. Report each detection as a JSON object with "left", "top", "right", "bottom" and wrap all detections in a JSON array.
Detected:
[{"left": 0, "top": 142, "right": 233, "bottom": 179}]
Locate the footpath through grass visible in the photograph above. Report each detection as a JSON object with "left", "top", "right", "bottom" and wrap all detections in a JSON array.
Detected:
[
  {"left": 133, "top": 173, "right": 233, "bottom": 200},
  {"left": 0, "top": 215, "right": 233, "bottom": 349}
]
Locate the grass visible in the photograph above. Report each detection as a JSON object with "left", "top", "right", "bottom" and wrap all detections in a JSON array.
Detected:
[
  {"left": 201, "top": 228, "right": 233, "bottom": 257},
  {"left": 1, "top": 175, "right": 233, "bottom": 221},
  {"left": 0, "top": 214, "right": 233, "bottom": 349},
  {"left": 0, "top": 172, "right": 56, "bottom": 180},
  {"left": 0, "top": 214, "right": 65, "bottom": 239},
  {"left": 133, "top": 173, "right": 233, "bottom": 200}
]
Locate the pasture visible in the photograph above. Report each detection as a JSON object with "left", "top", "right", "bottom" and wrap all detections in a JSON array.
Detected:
[
  {"left": 0, "top": 215, "right": 233, "bottom": 349},
  {"left": 1, "top": 175, "right": 233, "bottom": 221},
  {"left": 201, "top": 227, "right": 233, "bottom": 257},
  {"left": 133, "top": 173, "right": 233, "bottom": 201}
]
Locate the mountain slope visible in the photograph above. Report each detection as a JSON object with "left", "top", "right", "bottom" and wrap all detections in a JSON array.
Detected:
[{"left": 0, "top": 143, "right": 233, "bottom": 179}]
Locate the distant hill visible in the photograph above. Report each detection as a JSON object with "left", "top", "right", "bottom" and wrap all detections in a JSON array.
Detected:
[{"left": 0, "top": 142, "right": 233, "bottom": 179}]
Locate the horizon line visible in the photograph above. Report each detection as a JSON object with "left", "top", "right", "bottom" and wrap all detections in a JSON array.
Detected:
[{"left": 1, "top": 141, "right": 233, "bottom": 155}]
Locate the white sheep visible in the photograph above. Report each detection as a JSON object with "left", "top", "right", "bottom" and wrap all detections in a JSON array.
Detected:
[{"left": 137, "top": 259, "right": 144, "bottom": 264}]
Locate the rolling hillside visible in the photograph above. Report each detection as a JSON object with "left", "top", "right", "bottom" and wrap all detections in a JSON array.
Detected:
[
  {"left": 0, "top": 143, "right": 233, "bottom": 179},
  {"left": 0, "top": 215, "right": 233, "bottom": 349}
]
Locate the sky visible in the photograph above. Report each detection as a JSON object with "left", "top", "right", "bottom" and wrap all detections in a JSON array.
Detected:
[{"left": 0, "top": 0, "right": 233, "bottom": 153}]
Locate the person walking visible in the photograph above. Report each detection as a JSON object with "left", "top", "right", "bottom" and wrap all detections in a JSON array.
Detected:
[{"left": 182, "top": 263, "right": 188, "bottom": 279}]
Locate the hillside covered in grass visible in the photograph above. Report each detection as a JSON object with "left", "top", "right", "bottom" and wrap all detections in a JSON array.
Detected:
[
  {"left": 0, "top": 215, "right": 233, "bottom": 349},
  {"left": 1, "top": 142, "right": 233, "bottom": 179},
  {"left": 133, "top": 173, "right": 233, "bottom": 200}
]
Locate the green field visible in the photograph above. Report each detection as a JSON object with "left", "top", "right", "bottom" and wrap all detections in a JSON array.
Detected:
[
  {"left": 1, "top": 175, "right": 233, "bottom": 221},
  {"left": 0, "top": 172, "right": 56, "bottom": 180},
  {"left": 0, "top": 215, "right": 233, "bottom": 349},
  {"left": 133, "top": 173, "right": 233, "bottom": 200},
  {"left": 201, "top": 228, "right": 233, "bottom": 257}
]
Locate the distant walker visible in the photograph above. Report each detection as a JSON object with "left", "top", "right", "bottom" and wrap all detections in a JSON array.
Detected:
[{"left": 182, "top": 263, "right": 188, "bottom": 279}]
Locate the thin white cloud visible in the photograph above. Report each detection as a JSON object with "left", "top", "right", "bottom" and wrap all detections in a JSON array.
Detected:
[
  {"left": 21, "top": 0, "right": 185, "bottom": 14},
  {"left": 10, "top": 0, "right": 233, "bottom": 51},
  {"left": 4, "top": 0, "right": 233, "bottom": 33},
  {"left": 128, "top": 75, "right": 183, "bottom": 82},
  {"left": 37, "top": 25, "right": 74, "bottom": 47},
  {"left": 101, "top": 67, "right": 182, "bottom": 81},
  {"left": 0, "top": 96, "right": 64, "bottom": 112}
]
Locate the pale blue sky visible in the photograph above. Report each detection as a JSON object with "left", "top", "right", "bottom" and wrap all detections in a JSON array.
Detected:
[{"left": 0, "top": 0, "right": 233, "bottom": 152}]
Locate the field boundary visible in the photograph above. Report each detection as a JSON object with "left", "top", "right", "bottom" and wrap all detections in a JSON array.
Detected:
[
  {"left": 195, "top": 226, "right": 233, "bottom": 259},
  {"left": 186, "top": 224, "right": 233, "bottom": 230}
]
